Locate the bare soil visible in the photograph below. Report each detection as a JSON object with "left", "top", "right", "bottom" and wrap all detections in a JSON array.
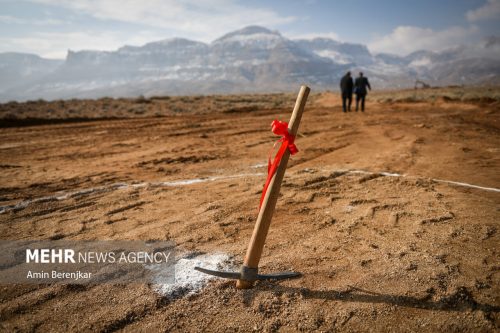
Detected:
[{"left": 0, "top": 87, "right": 499, "bottom": 332}]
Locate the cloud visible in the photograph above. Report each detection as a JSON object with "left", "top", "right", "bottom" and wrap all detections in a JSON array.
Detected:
[
  {"left": 0, "top": 30, "right": 167, "bottom": 59},
  {"left": 2, "top": 1, "right": 297, "bottom": 58},
  {"left": 0, "top": 14, "right": 66, "bottom": 26},
  {"left": 27, "top": 0, "right": 296, "bottom": 42},
  {"left": 466, "top": 0, "right": 500, "bottom": 22},
  {"left": 368, "top": 25, "right": 479, "bottom": 56},
  {"left": 286, "top": 31, "right": 341, "bottom": 41}
]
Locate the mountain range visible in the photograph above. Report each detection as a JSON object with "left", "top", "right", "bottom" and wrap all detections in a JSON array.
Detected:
[{"left": 1, "top": 26, "right": 499, "bottom": 101}]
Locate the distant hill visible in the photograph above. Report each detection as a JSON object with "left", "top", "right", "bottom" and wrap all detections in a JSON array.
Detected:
[
  {"left": 1, "top": 26, "right": 499, "bottom": 101},
  {"left": 0, "top": 53, "right": 63, "bottom": 93}
]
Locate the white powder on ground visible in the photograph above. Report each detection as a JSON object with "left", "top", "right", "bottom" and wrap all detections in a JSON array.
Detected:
[{"left": 153, "top": 252, "right": 236, "bottom": 298}]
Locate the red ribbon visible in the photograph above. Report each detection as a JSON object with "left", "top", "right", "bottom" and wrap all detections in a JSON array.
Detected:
[{"left": 259, "top": 120, "right": 298, "bottom": 209}]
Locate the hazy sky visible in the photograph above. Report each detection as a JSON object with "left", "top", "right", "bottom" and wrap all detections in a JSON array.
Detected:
[{"left": 1, "top": 0, "right": 499, "bottom": 58}]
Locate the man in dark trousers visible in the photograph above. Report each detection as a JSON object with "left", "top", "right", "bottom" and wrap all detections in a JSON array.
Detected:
[
  {"left": 340, "top": 71, "right": 353, "bottom": 112},
  {"left": 354, "top": 72, "right": 371, "bottom": 112}
]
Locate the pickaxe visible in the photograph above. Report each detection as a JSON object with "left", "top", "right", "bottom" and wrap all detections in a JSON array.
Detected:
[{"left": 195, "top": 85, "right": 310, "bottom": 289}]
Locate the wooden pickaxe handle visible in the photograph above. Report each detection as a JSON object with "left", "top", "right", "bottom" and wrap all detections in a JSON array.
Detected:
[{"left": 236, "top": 85, "right": 310, "bottom": 289}]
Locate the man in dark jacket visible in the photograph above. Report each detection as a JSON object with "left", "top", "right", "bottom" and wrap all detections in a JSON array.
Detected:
[
  {"left": 354, "top": 72, "right": 371, "bottom": 112},
  {"left": 340, "top": 71, "right": 353, "bottom": 112}
]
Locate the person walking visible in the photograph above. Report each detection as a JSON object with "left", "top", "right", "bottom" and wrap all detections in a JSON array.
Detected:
[
  {"left": 354, "top": 72, "right": 371, "bottom": 112},
  {"left": 340, "top": 71, "right": 353, "bottom": 113}
]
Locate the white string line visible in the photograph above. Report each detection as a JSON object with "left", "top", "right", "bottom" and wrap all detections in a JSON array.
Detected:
[
  {"left": 317, "top": 168, "right": 500, "bottom": 193},
  {"left": 0, "top": 173, "right": 264, "bottom": 214},
  {"left": 431, "top": 178, "right": 500, "bottom": 193},
  {"left": 1, "top": 167, "right": 498, "bottom": 215}
]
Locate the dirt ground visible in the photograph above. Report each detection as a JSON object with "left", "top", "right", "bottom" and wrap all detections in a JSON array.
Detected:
[{"left": 0, "top": 87, "right": 499, "bottom": 332}]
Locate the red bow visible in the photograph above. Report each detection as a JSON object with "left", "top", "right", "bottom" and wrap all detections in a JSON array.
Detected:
[{"left": 259, "top": 120, "right": 298, "bottom": 209}]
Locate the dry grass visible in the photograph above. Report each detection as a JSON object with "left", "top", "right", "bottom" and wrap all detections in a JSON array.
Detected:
[
  {"left": 372, "top": 86, "right": 500, "bottom": 104},
  {"left": 1, "top": 86, "right": 497, "bottom": 125},
  {"left": 0, "top": 92, "right": 304, "bottom": 123}
]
